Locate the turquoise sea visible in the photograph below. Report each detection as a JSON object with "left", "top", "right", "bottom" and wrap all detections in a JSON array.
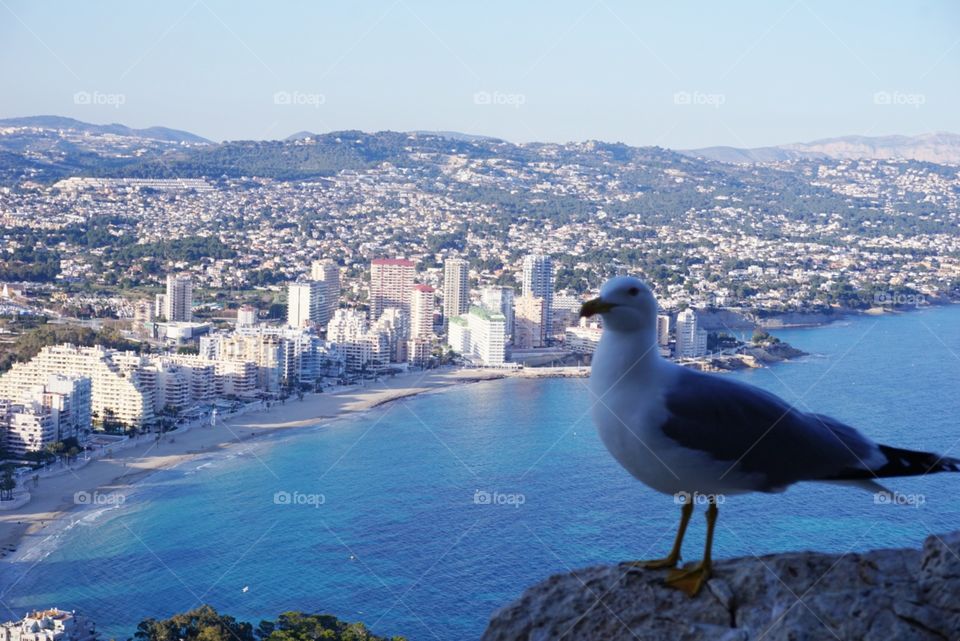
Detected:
[{"left": 3, "top": 305, "right": 960, "bottom": 640}]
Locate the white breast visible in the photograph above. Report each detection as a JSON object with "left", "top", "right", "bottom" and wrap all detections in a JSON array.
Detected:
[{"left": 589, "top": 335, "right": 760, "bottom": 496}]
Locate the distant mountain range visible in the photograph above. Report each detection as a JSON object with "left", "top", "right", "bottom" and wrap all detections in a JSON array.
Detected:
[
  {"left": 1, "top": 115, "right": 958, "bottom": 186},
  {"left": 682, "top": 132, "right": 960, "bottom": 165},
  {"left": 0, "top": 115, "right": 211, "bottom": 144},
  {"left": 286, "top": 129, "right": 503, "bottom": 143}
]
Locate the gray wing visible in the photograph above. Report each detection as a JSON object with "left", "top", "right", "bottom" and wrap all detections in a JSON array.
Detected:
[{"left": 660, "top": 367, "right": 883, "bottom": 490}]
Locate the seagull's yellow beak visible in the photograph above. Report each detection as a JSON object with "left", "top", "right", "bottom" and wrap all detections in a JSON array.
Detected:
[{"left": 580, "top": 297, "right": 616, "bottom": 318}]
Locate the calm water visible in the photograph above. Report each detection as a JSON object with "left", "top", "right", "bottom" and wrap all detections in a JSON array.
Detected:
[{"left": 3, "top": 305, "right": 960, "bottom": 640}]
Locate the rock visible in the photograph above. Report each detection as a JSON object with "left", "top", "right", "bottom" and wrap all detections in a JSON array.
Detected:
[{"left": 481, "top": 532, "right": 960, "bottom": 641}]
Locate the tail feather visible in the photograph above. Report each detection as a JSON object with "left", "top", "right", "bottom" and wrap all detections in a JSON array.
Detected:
[{"left": 827, "top": 444, "right": 960, "bottom": 480}]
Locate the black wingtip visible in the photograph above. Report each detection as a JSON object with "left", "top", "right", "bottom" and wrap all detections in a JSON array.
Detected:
[{"left": 828, "top": 445, "right": 959, "bottom": 480}]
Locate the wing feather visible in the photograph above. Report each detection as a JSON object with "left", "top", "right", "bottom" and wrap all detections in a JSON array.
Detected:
[{"left": 660, "top": 368, "right": 883, "bottom": 490}]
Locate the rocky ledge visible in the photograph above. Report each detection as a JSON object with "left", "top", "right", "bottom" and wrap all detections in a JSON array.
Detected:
[{"left": 482, "top": 531, "right": 960, "bottom": 641}]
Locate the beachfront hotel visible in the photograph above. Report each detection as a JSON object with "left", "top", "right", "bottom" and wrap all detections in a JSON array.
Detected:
[
  {"left": 326, "top": 309, "right": 390, "bottom": 373},
  {"left": 310, "top": 258, "right": 340, "bottom": 327},
  {"left": 447, "top": 306, "right": 507, "bottom": 366},
  {"left": 372, "top": 308, "right": 409, "bottom": 363},
  {"left": 0, "top": 345, "right": 154, "bottom": 430},
  {"left": 151, "top": 355, "right": 258, "bottom": 410},
  {"left": 287, "top": 280, "right": 325, "bottom": 329},
  {"left": 410, "top": 284, "right": 435, "bottom": 340},
  {"left": 200, "top": 326, "right": 340, "bottom": 391},
  {"left": 369, "top": 258, "right": 415, "bottom": 320},
  {"left": 479, "top": 285, "right": 515, "bottom": 341},
  {"left": 0, "top": 375, "right": 90, "bottom": 456}
]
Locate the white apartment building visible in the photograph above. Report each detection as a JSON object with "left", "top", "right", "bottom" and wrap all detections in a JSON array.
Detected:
[
  {"left": 36, "top": 374, "right": 92, "bottom": 442},
  {"left": 447, "top": 316, "right": 471, "bottom": 356},
  {"left": 201, "top": 331, "right": 282, "bottom": 392},
  {"left": 447, "top": 307, "right": 506, "bottom": 366},
  {"left": 410, "top": 284, "right": 435, "bottom": 339},
  {"left": 0, "top": 345, "right": 154, "bottom": 429},
  {"left": 676, "top": 308, "right": 708, "bottom": 358},
  {"left": 656, "top": 314, "right": 672, "bottom": 347},
  {"left": 407, "top": 338, "right": 433, "bottom": 367},
  {"left": 373, "top": 308, "right": 408, "bottom": 363},
  {"left": 236, "top": 305, "right": 257, "bottom": 328},
  {"left": 1, "top": 399, "right": 54, "bottom": 456},
  {"left": 164, "top": 274, "right": 192, "bottom": 322},
  {"left": 153, "top": 361, "right": 191, "bottom": 411},
  {"left": 153, "top": 355, "right": 257, "bottom": 408},
  {"left": 1, "top": 375, "right": 92, "bottom": 454},
  {"left": 287, "top": 281, "right": 324, "bottom": 329},
  {"left": 310, "top": 259, "right": 340, "bottom": 326},
  {"left": 201, "top": 326, "right": 338, "bottom": 391},
  {"left": 326, "top": 309, "right": 389, "bottom": 373},
  {"left": 565, "top": 325, "right": 603, "bottom": 354},
  {"left": 479, "top": 286, "right": 514, "bottom": 339}
]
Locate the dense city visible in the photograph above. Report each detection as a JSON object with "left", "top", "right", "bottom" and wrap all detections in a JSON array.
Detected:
[
  {"left": 0, "top": 122, "right": 958, "bottom": 470},
  {"left": 0, "top": 120, "right": 959, "bottom": 639}
]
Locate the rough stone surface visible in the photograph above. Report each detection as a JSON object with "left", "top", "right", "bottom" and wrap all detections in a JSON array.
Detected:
[{"left": 481, "top": 531, "right": 960, "bottom": 641}]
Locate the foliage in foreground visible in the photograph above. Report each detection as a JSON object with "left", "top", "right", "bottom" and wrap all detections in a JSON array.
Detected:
[{"left": 132, "top": 606, "right": 405, "bottom": 641}]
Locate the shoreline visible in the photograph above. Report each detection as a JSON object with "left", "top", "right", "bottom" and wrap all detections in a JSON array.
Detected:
[
  {"left": 0, "top": 367, "right": 550, "bottom": 564},
  {"left": 4, "top": 303, "right": 949, "bottom": 563},
  {"left": 756, "top": 299, "right": 959, "bottom": 329}
]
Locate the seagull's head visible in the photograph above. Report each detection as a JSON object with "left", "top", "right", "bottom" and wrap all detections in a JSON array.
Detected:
[{"left": 580, "top": 276, "right": 657, "bottom": 333}]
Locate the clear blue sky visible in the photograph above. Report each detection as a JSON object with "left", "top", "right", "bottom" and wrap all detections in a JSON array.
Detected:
[{"left": 1, "top": 0, "right": 957, "bottom": 147}]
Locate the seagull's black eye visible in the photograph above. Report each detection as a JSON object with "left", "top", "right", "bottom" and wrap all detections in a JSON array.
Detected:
[{"left": 627, "top": 287, "right": 640, "bottom": 296}]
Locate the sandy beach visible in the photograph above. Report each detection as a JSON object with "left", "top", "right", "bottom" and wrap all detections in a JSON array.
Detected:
[{"left": 0, "top": 367, "right": 582, "bottom": 561}]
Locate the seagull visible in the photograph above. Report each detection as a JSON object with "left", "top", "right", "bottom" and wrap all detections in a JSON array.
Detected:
[{"left": 580, "top": 275, "right": 960, "bottom": 596}]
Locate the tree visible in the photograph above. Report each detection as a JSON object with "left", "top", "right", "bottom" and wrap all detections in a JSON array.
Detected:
[
  {"left": 0, "top": 464, "right": 16, "bottom": 501},
  {"left": 257, "top": 611, "right": 405, "bottom": 641},
  {"left": 134, "top": 606, "right": 255, "bottom": 641},
  {"left": 133, "top": 607, "right": 404, "bottom": 641},
  {"left": 751, "top": 329, "right": 780, "bottom": 345}
]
